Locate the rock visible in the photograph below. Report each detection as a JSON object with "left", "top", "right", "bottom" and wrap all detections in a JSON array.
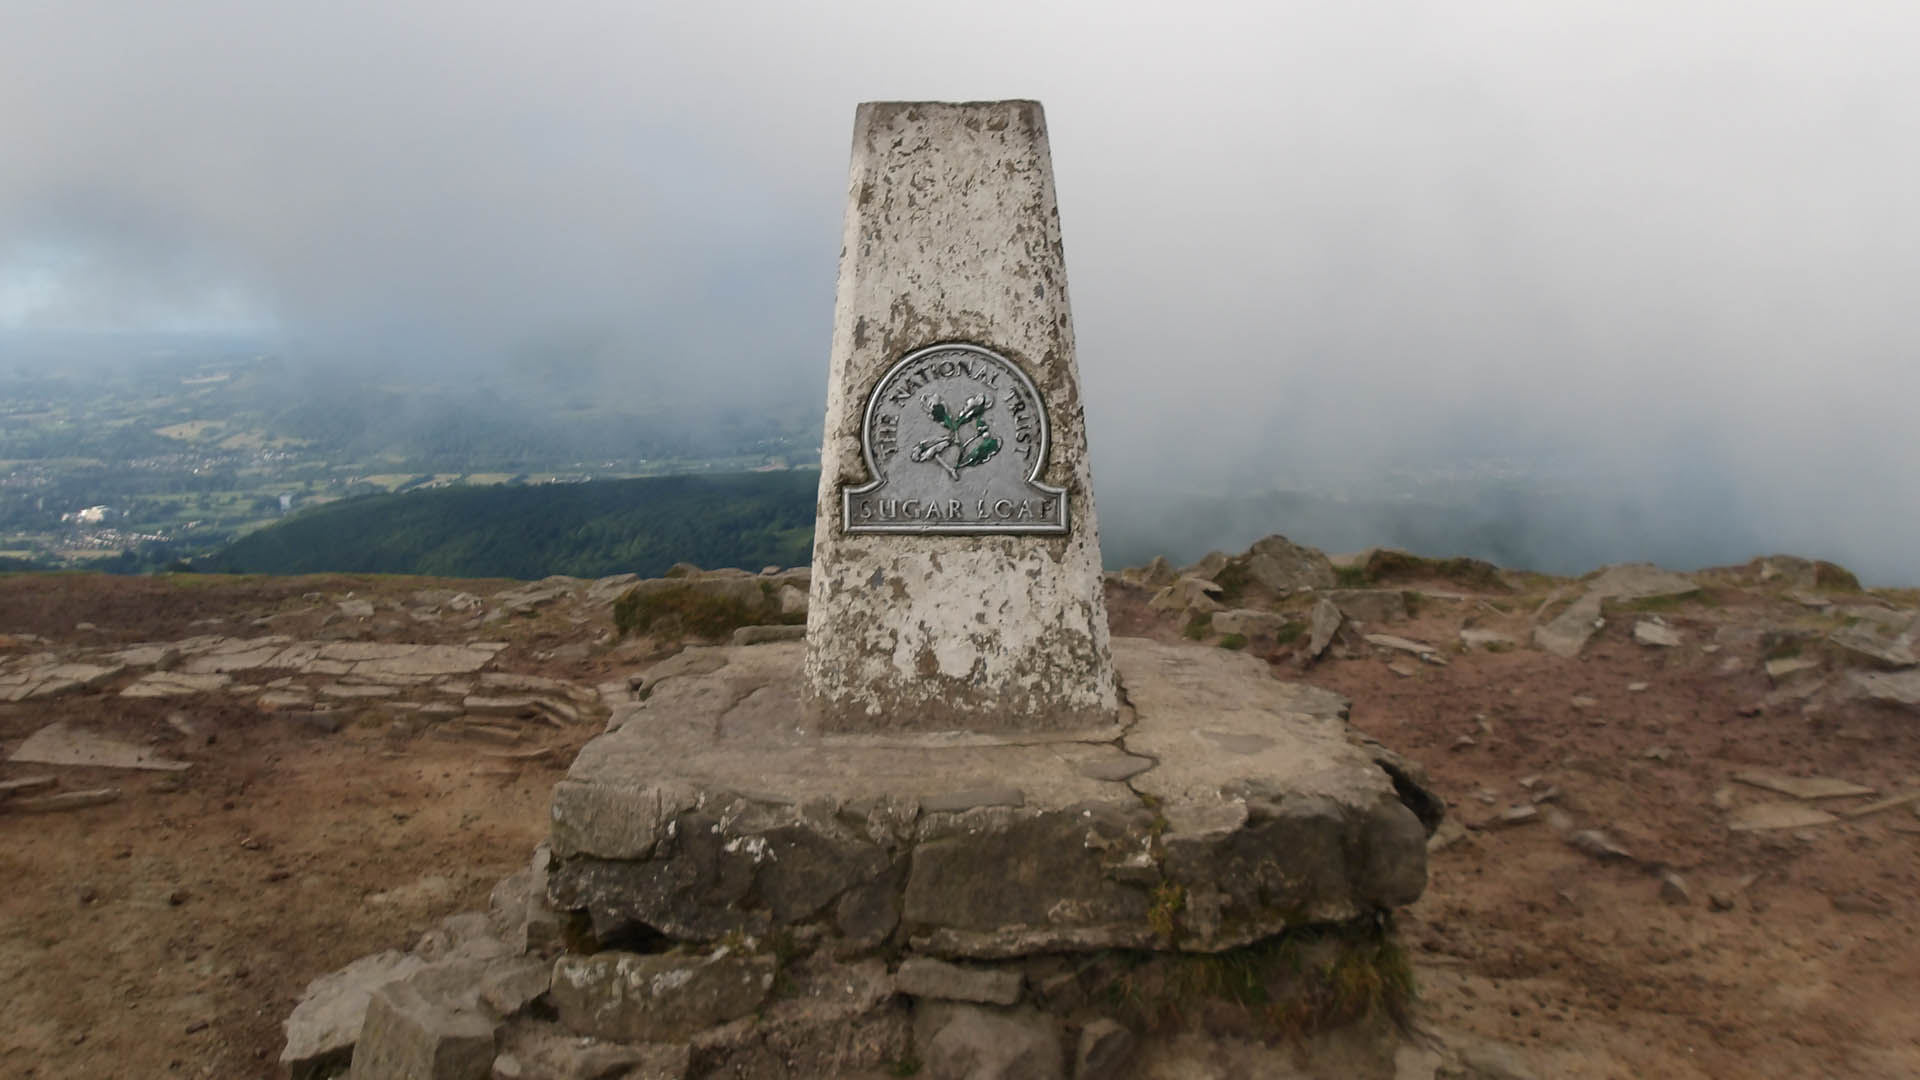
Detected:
[
  {"left": 8, "top": 721, "right": 191, "bottom": 771},
  {"left": 120, "top": 671, "right": 231, "bottom": 698},
  {"left": 1533, "top": 593, "right": 1603, "bottom": 658},
  {"left": 1627, "top": 681, "right": 1649, "bottom": 692},
  {"left": 1211, "top": 609, "right": 1287, "bottom": 637},
  {"left": 1459, "top": 628, "right": 1517, "bottom": 651},
  {"left": 1566, "top": 830, "right": 1632, "bottom": 862},
  {"left": 282, "top": 950, "right": 427, "bottom": 1079},
  {"left": 1305, "top": 598, "right": 1343, "bottom": 662},
  {"left": 1, "top": 662, "right": 125, "bottom": 701},
  {"left": 338, "top": 598, "right": 376, "bottom": 619},
  {"left": 1765, "top": 656, "right": 1820, "bottom": 681},
  {"left": 1387, "top": 661, "right": 1419, "bottom": 678},
  {"left": 1658, "top": 871, "right": 1691, "bottom": 906},
  {"left": 549, "top": 638, "right": 1433, "bottom": 958},
  {"left": 10, "top": 788, "right": 120, "bottom": 813},
  {"left": 729, "top": 624, "right": 807, "bottom": 646},
  {"left": 1840, "top": 604, "right": 1915, "bottom": 631},
  {"left": 105, "top": 643, "right": 181, "bottom": 668},
  {"left": 286, "top": 710, "right": 345, "bottom": 736},
  {"left": 1728, "top": 803, "right": 1839, "bottom": 831},
  {"left": 922, "top": 1004, "right": 1063, "bottom": 1080},
  {"left": 347, "top": 980, "right": 497, "bottom": 1080},
  {"left": 1585, "top": 563, "right": 1700, "bottom": 602},
  {"left": 477, "top": 956, "right": 551, "bottom": 1018},
  {"left": 1119, "top": 556, "right": 1177, "bottom": 588},
  {"left": 1733, "top": 771, "right": 1873, "bottom": 800},
  {"left": 1569, "top": 696, "right": 1598, "bottom": 710},
  {"left": 1239, "top": 534, "right": 1336, "bottom": 593},
  {"left": 1828, "top": 625, "right": 1917, "bottom": 670},
  {"left": 1146, "top": 576, "right": 1222, "bottom": 615},
  {"left": 777, "top": 584, "right": 809, "bottom": 616},
  {"left": 1709, "top": 892, "right": 1737, "bottom": 912},
  {"left": 1427, "top": 819, "right": 1470, "bottom": 853},
  {"left": 493, "top": 1024, "right": 689, "bottom": 1080},
  {"left": 1633, "top": 620, "right": 1683, "bottom": 647},
  {"left": 319, "top": 682, "right": 401, "bottom": 699},
  {"left": 1328, "top": 589, "right": 1407, "bottom": 624},
  {"left": 1074, "top": 1018, "right": 1135, "bottom": 1080},
  {"left": 1840, "top": 790, "right": 1920, "bottom": 820},
  {"left": 1492, "top": 806, "right": 1539, "bottom": 827},
  {"left": 1364, "top": 634, "right": 1440, "bottom": 661},
  {"left": 0, "top": 775, "right": 56, "bottom": 796},
  {"left": 1831, "top": 891, "right": 1893, "bottom": 915},
  {"left": 1849, "top": 670, "right": 1920, "bottom": 712},
  {"left": 895, "top": 957, "right": 1022, "bottom": 1006},
  {"left": 550, "top": 949, "right": 775, "bottom": 1042},
  {"left": 1182, "top": 551, "right": 1230, "bottom": 580},
  {"left": 585, "top": 573, "right": 640, "bottom": 604}
]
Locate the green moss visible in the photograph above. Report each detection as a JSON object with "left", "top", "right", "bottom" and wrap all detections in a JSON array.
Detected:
[
  {"left": 1182, "top": 613, "right": 1212, "bottom": 641},
  {"left": 612, "top": 583, "right": 782, "bottom": 641},
  {"left": 1273, "top": 621, "right": 1306, "bottom": 645},
  {"left": 1148, "top": 882, "right": 1187, "bottom": 940},
  {"left": 1217, "top": 633, "right": 1248, "bottom": 651},
  {"left": 1400, "top": 590, "right": 1422, "bottom": 617}
]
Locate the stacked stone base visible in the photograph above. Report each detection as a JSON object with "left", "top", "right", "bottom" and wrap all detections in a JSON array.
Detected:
[{"left": 288, "top": 637, "right": 1447, "bottom": 1079}]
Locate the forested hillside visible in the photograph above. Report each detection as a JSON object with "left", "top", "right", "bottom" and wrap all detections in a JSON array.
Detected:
[{"left": 200, "top": 472, "right": 816, "bottom": 579}]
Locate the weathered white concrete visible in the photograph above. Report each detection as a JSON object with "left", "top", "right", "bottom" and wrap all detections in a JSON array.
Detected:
[{"left": 804, "top": 100, "right": 1116, "bottom": 733}]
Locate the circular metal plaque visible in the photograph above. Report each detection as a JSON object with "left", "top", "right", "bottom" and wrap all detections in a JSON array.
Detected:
[{"left": 842, "top": 342, "right": 1067, "bottom": 535}]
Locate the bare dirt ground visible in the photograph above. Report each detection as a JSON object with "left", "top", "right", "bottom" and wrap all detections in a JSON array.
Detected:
[{"left": 3, "top": 563, "right": 1919, "bottom": 1079}]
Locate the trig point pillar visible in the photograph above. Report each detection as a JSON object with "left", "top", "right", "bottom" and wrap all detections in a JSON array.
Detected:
[{"left": 804, "top": 100, "right": 1118, "bottom": 733}]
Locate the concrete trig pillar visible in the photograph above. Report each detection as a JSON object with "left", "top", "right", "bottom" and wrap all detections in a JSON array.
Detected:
[{"left": 803, "top": 100, "right": 1118, "bottom": 733}]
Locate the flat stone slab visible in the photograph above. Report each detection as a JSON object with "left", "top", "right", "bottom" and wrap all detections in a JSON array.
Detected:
[
  {"left": 1733, "top": 771, "right": 1874, "bottom": 801},
  {"left": 122, "top": 671, "right": 232, "bottom": 698},
  {"left": 547, "top": 638, "right": 1435, "bottom": 958},
  {"left": 9, "top": 721, "right": 191, "bottom": 771},
  {"left": 1728, "top": 802, "right": 1839, "bottom": 831}
]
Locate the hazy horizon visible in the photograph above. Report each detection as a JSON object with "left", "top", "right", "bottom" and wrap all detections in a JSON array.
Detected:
[{"left": 5, "top": 3, "right": 1917, "bottom": 583}]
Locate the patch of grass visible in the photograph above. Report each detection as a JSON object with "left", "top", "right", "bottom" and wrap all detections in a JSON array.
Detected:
[
  {"left": 1212, "top": 560, "right": 1254, "bottom": 604},
  {"left": 1217, "top": 633, "right": 1248, "bottom": 651},
  {"left": 1334, "top": 565, "right": 1369, "bottom": 588},
  {"left": 1148, "top": 883, "right": 1187, "bottom": 940},
  {"left": 1273, "top": 621, "right": 1306, "bottom": 645},
  {"left": 613, "top": 583, "right": 784, "bottom": 640},
  {"left": 1814, "top": 561, "right": 1861, "bottom": 592},
  {"left": 1400, "top": 590, "right": 1422, "bottom": 617},
  {"left": 886, "top": 1056, "right": 923, "bottom": 1077},
  {"left": 1183, "top": 613, "right": 1212, "bottom": 641},
  {"left": 1095, "top": 919, "right": 1416, "bottom": 1039},
  {"left": 1363, "top": 550, "right": 1509, "bottom": 592}
]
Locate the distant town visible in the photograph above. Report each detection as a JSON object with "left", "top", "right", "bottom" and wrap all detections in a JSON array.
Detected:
[{"left": 0, "top": 348, "right": 816, "bottom": 572}]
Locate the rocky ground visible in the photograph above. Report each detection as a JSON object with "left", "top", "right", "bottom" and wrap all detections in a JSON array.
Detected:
[{"left": 2, "top": 548, "right": 1918, "bottom": 1078}]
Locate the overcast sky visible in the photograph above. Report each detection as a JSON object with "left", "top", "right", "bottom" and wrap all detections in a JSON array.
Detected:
[{"left": 3, "top": 2, "right": 1916, "bottom": 580}]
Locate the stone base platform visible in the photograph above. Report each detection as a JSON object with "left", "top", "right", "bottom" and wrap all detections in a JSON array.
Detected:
[{"left": 549, "top": 637, "right": 1442, "bottom": 959}]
